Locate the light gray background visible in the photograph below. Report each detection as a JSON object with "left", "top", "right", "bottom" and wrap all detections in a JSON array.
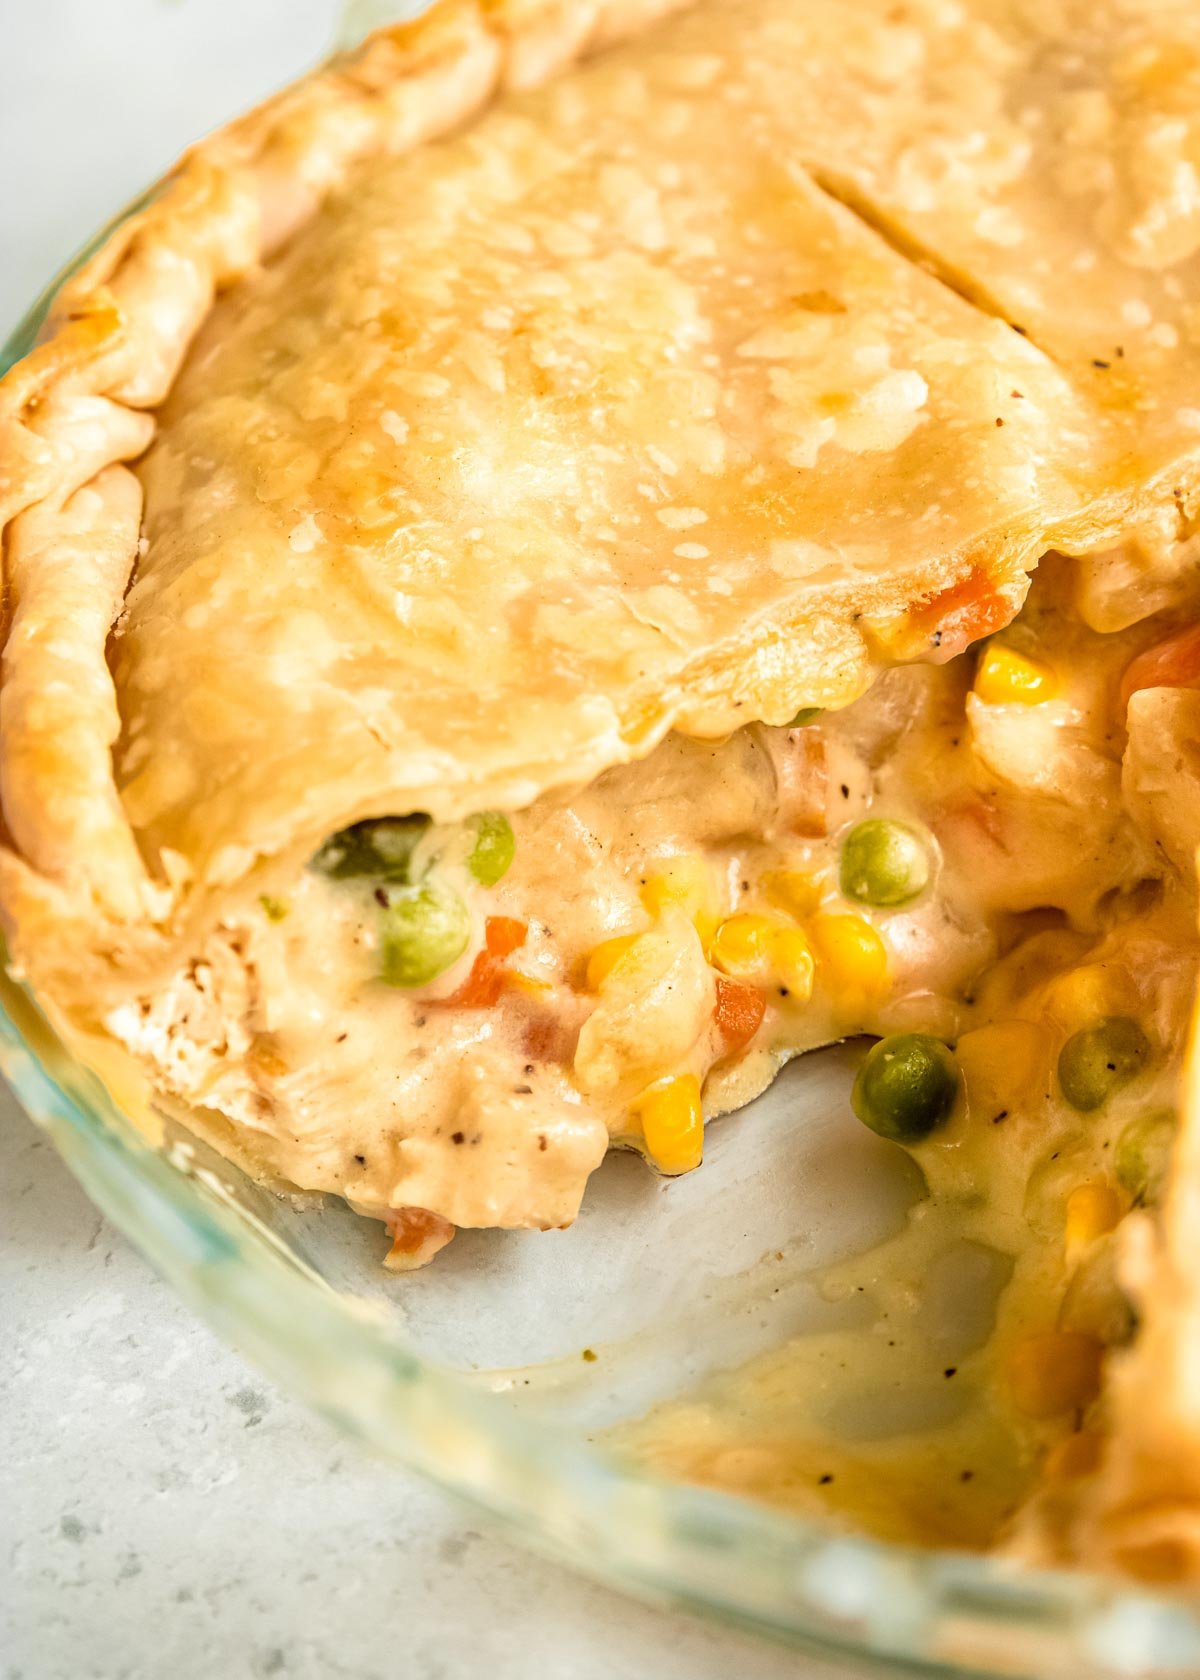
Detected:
[{"left": 0, "top": 5, "right": 841, "bottom": 1677}]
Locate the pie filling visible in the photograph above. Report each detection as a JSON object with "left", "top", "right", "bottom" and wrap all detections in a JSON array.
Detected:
[{"left": 108, "top": 560, "right": 1200, "bottom": 1284}]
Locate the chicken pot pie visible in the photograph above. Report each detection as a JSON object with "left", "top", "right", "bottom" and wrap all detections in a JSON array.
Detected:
[{"left": 6, "top": 0, "right": 1200, "bottom": 1581}]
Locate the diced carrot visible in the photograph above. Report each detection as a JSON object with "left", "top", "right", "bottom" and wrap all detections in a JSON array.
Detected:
[
  {"left": 446, "top": 954, "right": 506, "bottom": 1008},
  {"left": 713, "top": 974, "right": 766, "bottom": 1053},
  {"left": 485, "top": 916, "right": 528, "bottom": 959},
  {"left": 1120, "top": 624, "right": 1200, "bottom": 709},
  {"left": 912, "top": 567, "right": 1016, "bottom": 664},
  {"left": 439, "top": 916, "right": 529, "bottom": 1007},
  {"left": 384, "top": 1206, "right": 455, "bottom": 1269}
]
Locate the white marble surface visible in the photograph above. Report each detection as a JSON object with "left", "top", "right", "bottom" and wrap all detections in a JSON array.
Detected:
[{"left": 1, "top": 8, "right": 843, "bottom": 1677}]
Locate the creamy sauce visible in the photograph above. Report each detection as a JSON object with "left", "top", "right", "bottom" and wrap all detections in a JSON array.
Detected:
[
  {"left": 616, "top": 1234, "right": 1033, "bottom": 1550},
  {"left": 110, "top": 563, "right": 1197, "bottom": 1267}
]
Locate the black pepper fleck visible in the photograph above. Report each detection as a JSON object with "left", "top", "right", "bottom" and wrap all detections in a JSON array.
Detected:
[
  {"left": 944, "top": 1367, "right": 958, "bottom": 1379},
  {"left": 451, "top": 1131, "right": 465, "bottom": 1145}
]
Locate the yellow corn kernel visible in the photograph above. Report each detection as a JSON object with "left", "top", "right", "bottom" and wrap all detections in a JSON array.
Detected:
[
  {"left": 767, "top": 926, "right": 815, "bottom": 1002},
  {"left": 586, "top": 934, "right": 642, "bottom": 991},
  {"left": 957, "top": 1019, "right": 1052, "bottom": 1119},
  {"left": 1005, "top": 1330, "right": 1104, "bottom": 1419},
  {"left": 975, "top": 643, "right": 1058, "bottom": 705},
  {"left": 641, "top": 856, "right": 720, "bottom": 941},
  {"left": 1043, "top": 1429, "right": 1103, "bottom": 1482},
  {"left": 641, "top": 877, "right": 675, "bottom": 915},
  {"left": 1040, "top": 962, "right": 1128, "bottom": 1032},
  {"left": 1065, "top": 1182, "right": 1122, "bottom": 1250},
  {"left": 709, "top": 914, "right": 778, "bottom": 976},
  {"left": 635, "top": 1073, "right": 704, "bottom": 1176},
  {"left": 763, "top": 868, "right": 821, "bottom": 920},
  {"left": 808, "top": 913, "right": 888, "bottom": 999}
]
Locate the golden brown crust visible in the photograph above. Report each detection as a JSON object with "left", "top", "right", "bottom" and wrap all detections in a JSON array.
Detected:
[
  {"left": 3, "top": 0, "right": 1200, "bottom": 1022},
  {"left": 0, "top": 0, "right": 696, "bottom": 980}
]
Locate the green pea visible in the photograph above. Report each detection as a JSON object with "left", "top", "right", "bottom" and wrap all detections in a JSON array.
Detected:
[
  {"left": 851, "top": 1033, "right": 959, "bottom": 1143},
  {"left": 467, "top": 812, "right": 515, "bottom": 886},
  {"left": 312, "top": 815, "right": 431, "bottom": 883},
  {"left": 1114, "top": 1108, "right": 1176, "bottom": 1203},
  {"left": 839, "top": 818, "right": 931, "bottom": 908},
  {"left": 1057, "top": 1017, "right": 1150, "bottom": 1113},
  {"left": 787, "top": 707, "right": 824, "bottom": 728},
  {"left": 378, "top": 879, "right": 470, "bottom": 987}
]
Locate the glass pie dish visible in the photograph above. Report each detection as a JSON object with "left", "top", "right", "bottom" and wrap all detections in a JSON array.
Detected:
[{"left": 6, "top": 77, "right": 1200, "bottom": 1680}]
